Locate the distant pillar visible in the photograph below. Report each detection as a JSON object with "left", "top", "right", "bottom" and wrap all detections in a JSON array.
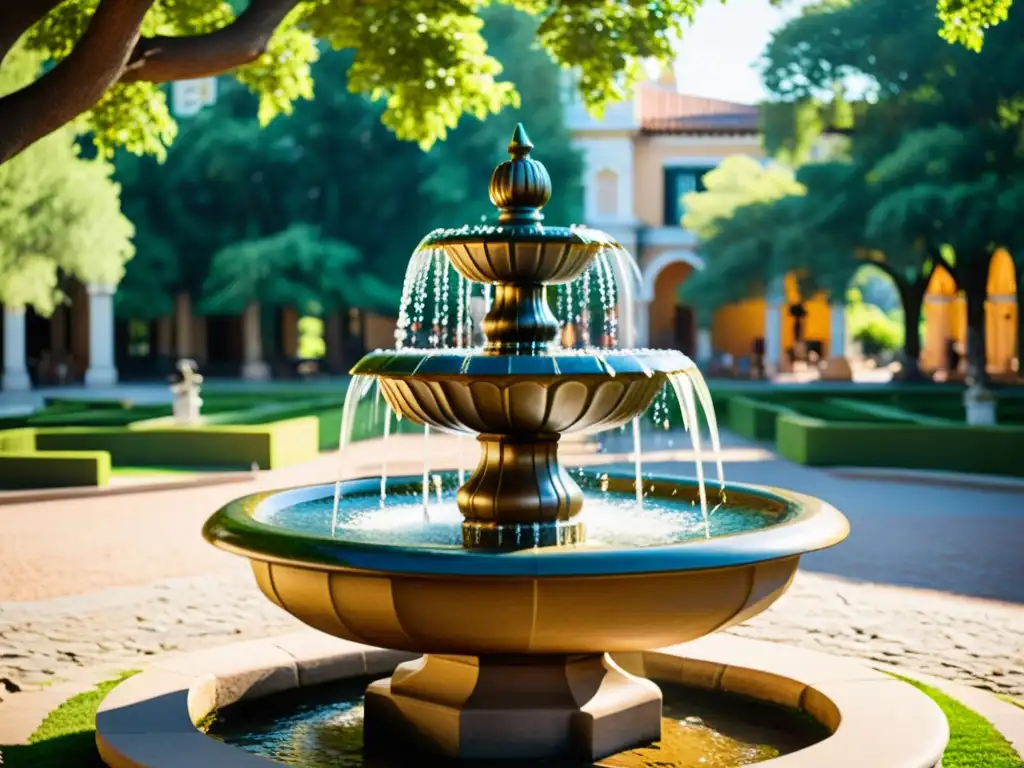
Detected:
[
  {"left": 84, "top": 284, "right": 118, "bottom": 387},
  {"left": 281, "top": 306, "right": 299, "bottom": 358},
  {"left": 324, "top": 311, "right": 344, "bottom": 373},
  {"left": 155, "top": 316, "right": 173, "bottom": 358},
  {"left": 2, "top": 307, "right": 31, "bottom": 392},
  {"left": 174, "top": 292, "right": 192, "bottom": 358},
  {"left": 764, "top": 278, "right": 784, "bottom": 375},
  {"left": 821, "top": 301, "right": 853, "bottom": 380},
  {"left": 696, "top": 327, "right": 712, "bottom": 363},
  {"left": 634, "top": 300, "right": 651, "bottom": 348},
  {"left": 240, "top": 302, "right": 270, "bottom": 380}
]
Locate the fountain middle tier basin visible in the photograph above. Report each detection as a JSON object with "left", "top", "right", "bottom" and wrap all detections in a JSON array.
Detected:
[
  {"left": 203, "top": 471, "right": 848, "bottom": 656},
  {"left": 351, "top": 348, "right": 693, "bottom": 435}
]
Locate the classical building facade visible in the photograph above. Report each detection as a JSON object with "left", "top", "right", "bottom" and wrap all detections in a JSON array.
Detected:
[
  {"left": 565, "top": 69, "right": 1019, "bottom": 376},
  {"left": 1, "top": 285, "right": 398, "bottom": 390}
]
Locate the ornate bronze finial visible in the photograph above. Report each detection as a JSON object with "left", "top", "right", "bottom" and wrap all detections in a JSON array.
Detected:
[
  {"left": 508, "top": 122, "right": 533, "bottom": 158},
  {"left": 489, "top": 123, "right": 552, "bottom": 224}
]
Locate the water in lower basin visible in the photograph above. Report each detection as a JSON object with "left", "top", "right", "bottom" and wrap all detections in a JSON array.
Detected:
[
  {"left": 207, "top": 677, "right": 827, "bottom": 767},
  {"left": 256, "top": 471, "right": 791, "bottom": 550}
]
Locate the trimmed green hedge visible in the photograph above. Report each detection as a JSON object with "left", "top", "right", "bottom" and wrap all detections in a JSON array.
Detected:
[
  {"left": 0, "top": 450, "right": 110, "bottom": 489},
  {"left": 777, "top": 413, "right": 1024, "bottom": 477},
  {"left": 34, "top": 417, "right": 319, "bottom": 470},
  {"left": 727, "top": 397, "right": 795, "bottom": 441}
]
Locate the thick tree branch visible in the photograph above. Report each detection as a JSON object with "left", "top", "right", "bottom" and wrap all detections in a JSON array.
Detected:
[
  {"left": 0, "top": 0, "right": 63, "bottom": 67},
  {"left": 120, "top": 0, "right": 301, "bottom": 84},
  {"left": 0, "top": 0, "right": 155, "bottom": 164}
]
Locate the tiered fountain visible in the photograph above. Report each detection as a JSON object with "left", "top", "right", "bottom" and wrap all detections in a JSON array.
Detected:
[{"left": 203, "top": 126, "right": 850, "bottom": 763}]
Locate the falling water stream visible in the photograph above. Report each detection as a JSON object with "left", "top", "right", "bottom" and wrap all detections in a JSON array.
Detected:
[
  {"left": 335, "top": 228, "right": 726, "bottom": 540},
  {"left": 632, "top": 416, "right": 644, "bottom": 510},
  {"left": 422, "top": 425, "right": 431, "bottom": 521},
  {"left": 379, "top": 407, "right": 391, "bottom": 507}
]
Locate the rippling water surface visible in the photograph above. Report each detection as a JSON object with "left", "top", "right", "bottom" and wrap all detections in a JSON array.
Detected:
[
  {"left": 255, "top": 472, "right": 791, "bottom": 550},
  {"left": 209, "top": 677, "right": 827, "bottom": 768}
]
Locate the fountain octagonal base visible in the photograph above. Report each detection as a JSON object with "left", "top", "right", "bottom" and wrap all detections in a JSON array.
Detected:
[{"left": 363, "top": 653, "right": 662, "bottom": 761}]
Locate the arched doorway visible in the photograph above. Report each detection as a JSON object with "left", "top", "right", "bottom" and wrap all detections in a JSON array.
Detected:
[
  {"left": 845, "top": 264, "right": 905, "bottom": 366},
  {"left": 637, "top": 250, "right": 706, "bottom": 354}
]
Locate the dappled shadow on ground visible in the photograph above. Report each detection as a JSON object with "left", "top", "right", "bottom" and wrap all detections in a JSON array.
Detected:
[
  {"left": 600, "top": 428, "right": 1024, "bottom": 605},
  {"left": 0, "top": 733, "right": 104, "bottom": 768}
]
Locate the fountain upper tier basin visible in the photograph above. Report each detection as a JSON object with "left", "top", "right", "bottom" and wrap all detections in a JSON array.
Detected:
[
  {"left": 423, "top": 224, "right": 613, "bottom": 284},
  {"left": 351, "top": 348, "right": 692, "bottom": 435},
  {"left": 203, "top": 471, "right": 848, "bottom": 655}
]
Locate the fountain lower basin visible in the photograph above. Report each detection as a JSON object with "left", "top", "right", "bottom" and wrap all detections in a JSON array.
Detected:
[
  {"left": 209, "top": 671, "right": 829, "bottom": 767},
  {"left": 203, "top": 470, "right": 848, "bottom": 761}
]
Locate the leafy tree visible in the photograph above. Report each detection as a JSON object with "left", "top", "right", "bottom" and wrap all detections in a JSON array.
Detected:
[
  {"left": 681, "top": 155, "right": 804, "bottom": 238},
  {"left": 0, "top": 44, "right": 133, "bottom": 314},
  {"left": 757, "top": 0, "right": 1024, "bottom": 385},
  {"left": 677, "top": 156, "right": 805, "bottom": 320},
  {"left": 116, "top": 5, "right": 582, "bottom": 316},
  {"left": 0, "top": 0, "right": 1010, "bottom": 165},
  {"left": 201, "top": 223, "right": 391, "bottom": 313}
]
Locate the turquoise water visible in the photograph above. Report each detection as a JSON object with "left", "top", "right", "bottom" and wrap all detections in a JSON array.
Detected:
[{"left": 254, "top": 472, "right": 792, "bottom": 550}]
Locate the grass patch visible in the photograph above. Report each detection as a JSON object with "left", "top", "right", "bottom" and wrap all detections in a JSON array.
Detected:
[
  {"left": 0, "top": 671, "right": 138, "bottom": 768},
  {"left": 891, "top": 673, "right": 1023, "bottom": 768}
]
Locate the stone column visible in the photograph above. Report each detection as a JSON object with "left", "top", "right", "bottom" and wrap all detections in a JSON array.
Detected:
[
  {"left": 2, "top": 306, "right": 31, "bottom": 392},
  {"left": 281, "top": 306, "right": 299, "bottom": 358},
  {"left": 634, "top": 299, "right": 651, "bottom": 348},
  {"left": 155, "top": 316, "right": 173, "bottom": 358},
  {"left": 324, "top": 311, "right": 344, "bottom": 373},
  {"left": 821, "top": 301, "right": 853, "bottom": 380},
  {"left": 240, "top": 302, "right": 270, "bottom": 380},
  {"left": 174, "top": 292, "right": 192, "bottom": 358},
  {"left": 696, "top": 327, "right": 712, "bottom": 363},
  {"left": 84, "top": 284, "right": 118, "bottom": 387},
  {"left": 923, "top": 295, "right": 951, "bottom": 372},
  {"left": 763, "top": 278, "right": 784, "bottom": 376}
]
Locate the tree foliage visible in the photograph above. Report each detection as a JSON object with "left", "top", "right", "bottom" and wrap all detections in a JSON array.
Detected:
[
  {"left": 0, "top": 44, "right": 134, "bottom": 314},
  {"left": 0, "top": 0, "right": 1014, "bottom": 165},
  {"left": 686, "top": 0, "right": 1024, "bottom": 382},
  {"left": 202, "top": 223, "right": 394, "bottom": 313},
  {"left": 115, "top": 4, "right": 583, "bottom": 319}
]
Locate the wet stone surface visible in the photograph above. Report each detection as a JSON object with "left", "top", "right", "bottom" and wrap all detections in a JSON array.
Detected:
[{"left": 1, "top": 568, "right": 1021, "bottom": 699}]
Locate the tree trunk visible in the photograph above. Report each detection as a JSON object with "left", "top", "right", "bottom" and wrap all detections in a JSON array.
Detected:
[
  {"left": 894, "top": 284, "right": 927, "bottom": 382},
  {"left": 960, "top": 257, "right": 990, "bottom": 388},
  {"left": 1017, "top": 268, "right": 1024, "bottom": 377}
]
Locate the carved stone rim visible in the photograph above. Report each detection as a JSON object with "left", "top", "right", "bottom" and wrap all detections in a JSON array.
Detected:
[
  {"left": 93, "top": 633, "right": 951, "bottom": 768},
  {"left": 202, "top": 471, "right": 850, "bottom": 578}
]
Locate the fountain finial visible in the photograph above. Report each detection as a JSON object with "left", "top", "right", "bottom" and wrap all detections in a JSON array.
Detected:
[{"left": 489, "top": 123, "right": 552, "bottom": 224}]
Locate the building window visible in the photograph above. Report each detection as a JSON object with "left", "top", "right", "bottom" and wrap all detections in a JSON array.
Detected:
[
  {"left": 663, "top": 167, "right": 713, "bottom": 226},
  {"left": 596, "top": 169, "right": 619, "bottom": 217}
]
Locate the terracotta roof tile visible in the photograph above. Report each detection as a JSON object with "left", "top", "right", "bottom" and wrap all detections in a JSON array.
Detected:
[{"left": 637, "top": 84, "right": 760, "bottom": 134}]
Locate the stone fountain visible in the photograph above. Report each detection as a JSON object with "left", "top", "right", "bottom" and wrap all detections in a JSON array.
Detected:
[{"left": 203, "top": 126, "right": 850, "bottom": 763}]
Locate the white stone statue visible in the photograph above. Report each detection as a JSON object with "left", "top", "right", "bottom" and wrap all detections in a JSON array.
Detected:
[{"left": 170, "top": 358, "right": 204, "bottom": 425}]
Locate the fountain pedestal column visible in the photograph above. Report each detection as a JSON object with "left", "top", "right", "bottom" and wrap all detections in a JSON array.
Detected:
[
  {"left": 458, "top": 433, "right": 584, "bottom": 548},
  {"left": 364, "top": 653, "right": 662, "bottom": 761}
]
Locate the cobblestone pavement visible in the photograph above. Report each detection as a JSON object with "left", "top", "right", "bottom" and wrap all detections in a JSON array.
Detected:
[
  {"left": 3, "top": 428, "right": 1023, "bottom": 708},
  {"left": 2, "top": 566, "right": 1021, "bottom": 700}
]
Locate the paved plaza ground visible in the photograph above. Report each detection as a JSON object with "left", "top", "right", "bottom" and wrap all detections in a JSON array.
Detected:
[{"left": 1, "top": 429, "right": 1022, "bottom": 711}]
